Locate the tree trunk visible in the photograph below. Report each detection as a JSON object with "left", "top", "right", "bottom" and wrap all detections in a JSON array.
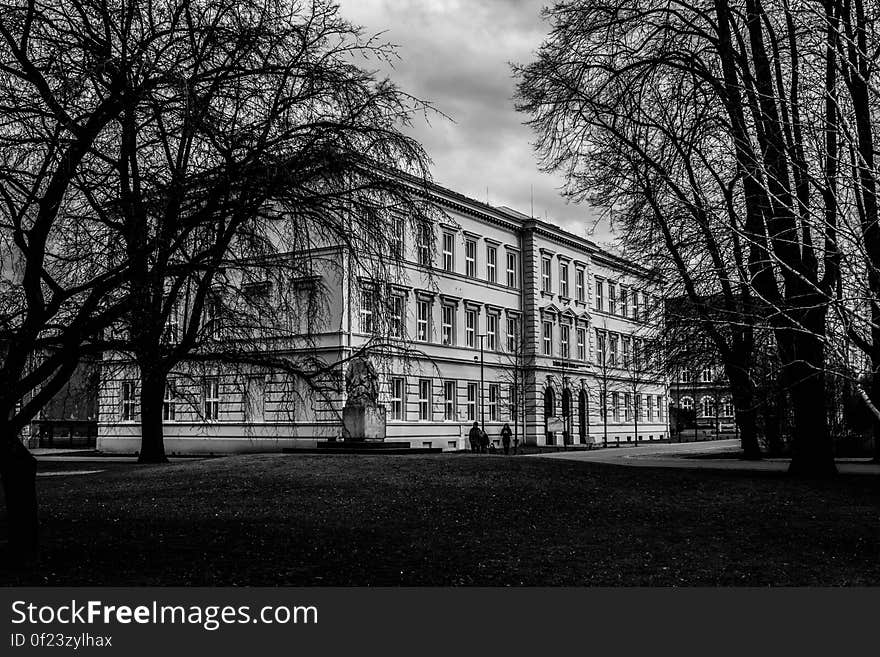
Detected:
[
  {"left": 782, "top": 324, "right": 836, "bottom": 477},
  {"left": 0, "top": 427, "right": 39, "bottom": 560},
  {"left": 726, "top": 367, "right": 761, "bottom": 459},
  {"left": 138, "top": 367, "right": 168, "bottom": 464}
]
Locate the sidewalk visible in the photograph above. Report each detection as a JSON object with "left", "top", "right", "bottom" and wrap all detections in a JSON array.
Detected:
[{"left": 530, "top": 439, "right": 880, "bottom": 475}]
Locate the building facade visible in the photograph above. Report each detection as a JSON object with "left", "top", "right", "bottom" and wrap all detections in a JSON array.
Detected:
[{"left": 97, "top": 182, "right": 668, "bottom": 454}]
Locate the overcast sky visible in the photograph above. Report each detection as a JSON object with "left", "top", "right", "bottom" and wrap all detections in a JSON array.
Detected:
[{"left": 337, "top": 0, "right": 612, "bottom": 244}]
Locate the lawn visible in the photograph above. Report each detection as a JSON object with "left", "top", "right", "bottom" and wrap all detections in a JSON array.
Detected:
[{"left": 3, "top": 453, "right": 879, "bottom": 585}]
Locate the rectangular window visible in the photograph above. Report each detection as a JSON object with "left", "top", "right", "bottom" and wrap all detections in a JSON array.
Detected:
[
  {"left": 443, "top": 380, "right": 457, "bottom": 420},
  {"left": 162, "top": 298, "right": 179, "bottom": 344},
  {"left": 642, "top": 291, "right": 650, "bottom": 322},
  {"left": 442, "top": 304, "right": 455, "bottom": 345},
  {"left": 506, "top": 252, "right": 518, "bottom": 288},
  {"left": 467, "top": 383, "right": 478, "bottom": 421},
  {"left": 635, "top": 394, "right": 642, "bottom": 420},
  {"left": 508, "top": 384, "right": 517, "bottom": 420},
  {"left": 390, "top": 221, "right": 404, "bottom": 260},
  {"left": 465, "top": 238, "right": 477, "bottom": 277},
  {"left": 543, "top": 321, "right": 553, "bottom": 356},
  {"left": 622, "top": 337, "right": 631, "bottom": 369},
  {"left": 205, "top": 296, "right": 222, "bottom": 340},
  {"left": 559, "top": 262, "right": 569, "bottom": 297},
  {"left": 486, "top": 314, "right": 498, "bottom": 351},
  {"left": 466, "top": 309, "right": 477, "bottom": 347},
  {"left": 442, "top": 233, "right": 454, "bottom": 272},
  {"left": 609, "top": 332, "right": 618, "bottom": 366},
  {"left": 648, "top": 395, "right": 655, "bottom": 422},
  {"left": 204, "top": 377, "right": 220, "bottom": 421},
  {"left": 417, "top": 300, "right": 430, "bottom": 342},
  {"left": 608, "top": 282, "right": 617, "bottom": 315},
  {"left": 417, "top": 227, "right": 431, "bottom": 266},
  {"left": 390, "top": 295, "right": 404, "bottom": 338},
  {"left": 488, "top": 384, "right": 499, "bottom": 422},
  {"left": 360, "top": 285, "right": 375, "bottom": 334},
  {"left": 596, "top": 330, "right": 607, "bottom": 366},
  {"left": 632, "top": 289, "right": 640, "bottom": 320},
  {"left": 577, "top": 328, "right": 586, "bottom": 360},
  {"left": 595, "top": 278, "right": 604, "bottom": 312},
  {"left": 162, "top": 381, "right": 176, "bottom": 422},
  {"left": 486, "top": 245, "right": 497, "bottom": 282},
  {"left": 612, "top": 391, "right": 620, "bottom": 422},
  {"left": 620, "top": 288, "right": 629, "bottom": 317},
  {"left": 561, "top": 324, "right": 570, "bottom": 359},
  {"left": 624, "top": 392, "right": 631, "bottom": 422},
  {"left": 244, "top": 375, "right": 265, "bottom": 423},
  {"left": 418, "top": 379, "right": 432, "bottom": 420},
  {"left": 121, "top": 380, "right": 136, "bottom": 421},
  {"left": 390, "top": 377, "right": 405, "bottom": 420},
  {"left": 576, "top": 268, "right": 585, "bottom": 302},
  {"left": 542, "top": 257, "right": 552, "bottom": 293},
  {"left": 506, "top": 316, "right": 519, "bottom": 352},
  {"left": 657, "top": 395, "right": 664, "bottom": 420}
]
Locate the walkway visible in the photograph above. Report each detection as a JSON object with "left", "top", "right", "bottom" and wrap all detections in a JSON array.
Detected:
[{"left": 530, "top": 439, "right": 880, "bottom": 475}]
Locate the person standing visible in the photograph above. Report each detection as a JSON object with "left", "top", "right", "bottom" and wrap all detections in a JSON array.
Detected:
[
  {"left": 468, "top": 421, "right": 481, "bottom": 453},
  {"left": 501, "top": 423, "right": 512, "bottom": 455}
]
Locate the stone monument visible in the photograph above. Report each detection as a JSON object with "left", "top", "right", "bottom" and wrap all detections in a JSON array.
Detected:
[{"left": 342, "top": 357, "right": 386, "bottom": 441}]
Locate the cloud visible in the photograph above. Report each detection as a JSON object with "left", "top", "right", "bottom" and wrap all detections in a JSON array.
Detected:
[{"left": 337, "top": 0, "right": 614, "bottom": 243}]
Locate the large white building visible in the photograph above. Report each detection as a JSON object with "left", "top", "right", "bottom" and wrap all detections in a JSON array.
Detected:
[{"left": 98, "top": 181, "right": 667, "bottom": 454}]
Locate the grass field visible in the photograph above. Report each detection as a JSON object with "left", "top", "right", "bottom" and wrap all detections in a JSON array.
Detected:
[{"left": 3, "top": 453, "right": 879, "bottom": 585}]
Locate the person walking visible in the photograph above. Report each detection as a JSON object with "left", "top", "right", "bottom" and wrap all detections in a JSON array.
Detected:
[
  {"left": 501, "top": 423, "right": 512, "bottom": 455},
  {"left": 468, "top": 421, "right": 481, "bottom": 453}
]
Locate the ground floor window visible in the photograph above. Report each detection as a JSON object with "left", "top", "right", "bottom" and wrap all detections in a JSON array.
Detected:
[
  {"left": 162, "top": 381, "right": 176, "bottom": 422},
  {"left": 418, "top": 379, "right": 432, "bottom": 420},
  {"left": 443, "top": 380, "right": 457, "bottom": 420},
  {"left": 467, "top": 383, "right": 478, "bottom": 421},
  {"left": 121, "top": 380, "right": 136, "bottom": 421},
  {"left": 488, "top": 384, "right": 499, "bottom": 421},
  {"left": 204, "top": 377, "right": 220, "bottom": 421},
  {"left": 390, "top": 377, "right": 405, "bottom": 420}
]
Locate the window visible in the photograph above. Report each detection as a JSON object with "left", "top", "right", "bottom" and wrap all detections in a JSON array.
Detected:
[
  {"left": 486, "top": 314, "right": 498, "bottom": 351},
  {"left": 418, "top": 379, "right": 432, "bottom": 420},
  {"left": 390, "top": 377, "right": 405, "bottom": 420},
  {"left": 466, "top": 309, "right": 477, "bottom": 347},
  {"left": 595, "top": 278, "right": 604, "bottom": 312},
  {"left": 163, "top": 381, "right": 176, "bottom": 422},
  {"left": 542, "top": 256, "right": 552, "bottom": 293},
  {"left": 390, "top": 221, "right": 404, "bottom": 260},
  {"left": 647, "top": 395, "right": 655, "bottom": 421},
  {"left": 577, "top": 328, "right": 586, "bottom": 360},
  {"left": 624, "top": 392, "right": 631, "bottom": 422},
  {"left": 635, "top": 393, "right": 643, "bottom": 420},
  {"left": 559, "top": 262, "right": 569, "bottom": 297},
  {"left": 642, "top": 291, "right": 650, "bottom": 321},
  {"left": 701, "top": 396, "right": 715, "bottom": 418},
  {"left": 120, "top": 380, "right": 136, "bottom": 421},
  {"left": 204, "top": 377, "right": 220, "bottom": 421},
  {"left": 632, "top": 289, "right": 640, "bottom": 320},
  {"left": 442, "top": 232, "right": 454, "bottom": 271},
  {"left": 609, "top": 332, "right": 618, "bottom": 366},
  {"left": 467, "top": 383, "right": 478, "bottom": 421},
  {"left": 390, "top": 295, "right": 404, "bottom": 338},
  {"left": 543, "top": 321, "right": 553, "bottom": 356},
  {"left": 560, "top": 324, "right": 570, "bottom": 359},
  {"left": 596, "top": 330, "right": 607, "bottom": 365},
  {"left": 612, "top": 391, "right": 620, "bottom": 422},
  {"left": 465, "top": 238, "right": 477, "bottom": 277},
  {"left": 722, "top": 398, "right": 734, "bottom": 417},
  {"left": 576, "top": 268, "right": 585, "bottom": 302},
  {"left": 441, "top": 304, "right": 456, "bottom": 345},
  {"left": 507, "top": 316, "right": 519, "bottom": 352},
  {"left": 680, "top": 369, "right": 692, "bottom": 383},
  {"left": 205, "top": 296, "right": 222, "bottom": 340},
  {"left": 443, "top": 380, "right": 457, "bottom": 420},
  {"left": 244, "top": 376, "right": 265, "bottom": 423},
  {"left": 506, "top": 251, "right": 518, "bottom": 288},
  {"left": 608, "top": 282, "right": 617, "bottom": 315},
  {"left": 681, "top": 397, "right": 694, "bottom": 412},
  {"left": 701, "top": 367, "right": 713, "bottom": 383},
  {"left": 162, "top": 298, "right": 179, "bottom": 344},
  {"left": 658, "top": 396, "right": 665, "bottom": 420},
  {"left": 360, "top": 285, "right": 375, "bottom": 334},
  {"left": 508, "top": 384, "right": 517, "bottom": 420},
  {"left": 417, "top": 227, "right": 431, "bottom": 266},
  {"left": 417, "top": 300, "right": 430, "bottom": 342},
  {"left": 486, "top": 245, "right": 497, "bottom": 282},
  {"left": 622, "top": 337, "right": 631, "bottom": 369},
  {"left": 620, "top": 288, "right": 629, "bottom": 317},
  {"left": 488, "top": 384, "right": 499, "bottom": 421}
]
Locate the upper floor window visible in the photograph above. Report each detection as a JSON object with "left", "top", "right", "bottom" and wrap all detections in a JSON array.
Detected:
[
  {"left": 609, "top": 332, "right": 618, "bottom": 366},
  {"left": 543, "top": 321, "right": 553, "bottom": 356},
  {"left": 442, "top": 233, "right": 455, "bottom": 272},
  {"left": 542, "top": 256, "right": 552, "bottom": 293},
  {"left": 441, "top": 304, "right": 456, "bottom": 346},
  {"left": 632, "top": 289, "right": 640, "bottom": 320},
  {"left": 576, "top": 268, "right": 585, "bottom": 302},
  {"left": 559, "top": 262, "right": 569, "bottom": 298},
  {"left": 577, "top": 328, "right": 586, "bottom": 360},
  {"left": 595, "top": 278, "right": 604, "bottom": 312},
  {"left": 622, "top": 336, "right": 631, "bottom": 369},
  {"left": 506, "top": 252, "right": 518, "bottom": 288},
  {"left": 389, "top": 295, "right": 404, "bottom": 338},
  {"left": 486, "top": 313, "right": 498, "bottom": 351},
  {"left": 560, "top": 324, "right": 570, "bottom": 359},
  {"left": 465, "top": 308, "right": 477, "bottom": 348},
  {"left": 608, "top": 281, "right": 617, "bottom": 315},
  {"left": 641, "top": 291, "right": 650, "bottom": 322},
  {"left": 596, "top": 329, "right": 607, "bottom": 366},
  {"left": 620, "top": 287, "right": 629, "bottom": 317},
  {"left": 486, "top": 245, "right": 497, "bottom": 283},
  {"left": 360, "top": 285, "right": 376, "bottom": 334},
  {"left": 465, "top": 238, "right": 477, "bottom": 278},
  {"left": 390, "top": 221, "right": 404, "bottom": 261},
  {"left": 417, "top": 300, "right": 431, "bottom": 342},
  {"left": 506, "top": 316, "right": 519, "bottom": 352},
  {"left": 701, "top": 367, "right": 713, "bottom": 382}
]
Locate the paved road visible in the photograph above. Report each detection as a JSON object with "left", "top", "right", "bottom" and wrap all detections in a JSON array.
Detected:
[{"left": 530, "top": 439, "right": 880, "bottom": 475}]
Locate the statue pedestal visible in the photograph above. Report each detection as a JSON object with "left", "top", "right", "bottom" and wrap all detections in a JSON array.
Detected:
[{"left": 342, "top": 405, "right": 386, "bottom": 442}]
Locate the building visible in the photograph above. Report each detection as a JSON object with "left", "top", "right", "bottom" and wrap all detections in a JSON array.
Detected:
[{"left": 97, "top": 181, "right": 668, "bottom": 454}]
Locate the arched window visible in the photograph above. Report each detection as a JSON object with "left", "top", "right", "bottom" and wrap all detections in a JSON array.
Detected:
[
  {"left": 578, "top": 389, "right": 588, "bottom": 443},
  {"left": 680, "top": 396, "right": 693, "bottom": 412},
  {"left": 722, "top": 398, "right": 734, "bottom": 418},
  {"left": 701, "top": 396, "right": 715, "bottom": 418}
]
